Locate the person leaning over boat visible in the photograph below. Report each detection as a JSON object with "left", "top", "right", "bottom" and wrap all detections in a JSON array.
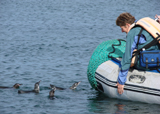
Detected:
[{"left": 115, "top": 12, "right": 160, "bottom": 95}]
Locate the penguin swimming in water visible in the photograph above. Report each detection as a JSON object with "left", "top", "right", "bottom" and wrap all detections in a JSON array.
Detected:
[
  {"left": 69, "top": 81, "right": 81, "bottom": 89},
  {"left": 50, "top": 81, "right": 81, "bottom": 90},
  {"left": 49, "top": 86, "right": 56, "bottom": 100},
  {"left": 0, "top": 83, "right": 22, "bottom": 89},
  {"left": 18, "top": 80, "right": 41, "bottom": 94}
]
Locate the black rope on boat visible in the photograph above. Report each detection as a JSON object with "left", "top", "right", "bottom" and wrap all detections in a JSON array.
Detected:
[{"left": 108, "top": 39, "right": 126, "bottom": 60}]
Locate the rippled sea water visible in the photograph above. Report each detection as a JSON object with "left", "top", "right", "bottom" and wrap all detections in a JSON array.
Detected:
[{"left": 0, "top": 0, "right": 160, "bottom": 114}]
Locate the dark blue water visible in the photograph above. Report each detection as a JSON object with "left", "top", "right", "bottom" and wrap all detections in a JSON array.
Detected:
[{"left": 0, "top": 0, "right": 160, "bottom": 114}]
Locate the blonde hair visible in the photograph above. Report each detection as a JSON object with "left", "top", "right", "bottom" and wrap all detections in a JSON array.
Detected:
[{"left": 116, "top": 12, "right": 136, "bottom": 26}]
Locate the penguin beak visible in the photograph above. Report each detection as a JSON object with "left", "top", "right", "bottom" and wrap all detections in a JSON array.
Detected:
[
  {"left": 77, "top": 81, "right": 81, "bottom": 85},
  {"left": 38, "top": 80, "right": 41, "bottom": 84}
]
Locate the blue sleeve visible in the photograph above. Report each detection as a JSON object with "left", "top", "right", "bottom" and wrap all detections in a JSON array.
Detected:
[
  {"left": 118, "top": 69, "right": 129, "bottom": 85},
  {"left": 117, "top": 34, "right": 146, "bottom": 85}
]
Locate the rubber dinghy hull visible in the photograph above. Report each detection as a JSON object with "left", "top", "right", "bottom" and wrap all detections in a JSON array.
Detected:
[{"left": 95, "top": 60, "right": 160, "bottom": 104}]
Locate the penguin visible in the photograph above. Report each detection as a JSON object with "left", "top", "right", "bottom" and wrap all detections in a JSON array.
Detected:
[
  {"left": 49, "top": 86, "right": 56, "bottom": 100},
  {"left": 50, "top": 81, "right": 81, "bottom": 90},
  {"left": 18, "top": 80, "right": 41, "bottom": 94},
  {"left": 0, "top": 83, "right": 22, "bottom": 89}
]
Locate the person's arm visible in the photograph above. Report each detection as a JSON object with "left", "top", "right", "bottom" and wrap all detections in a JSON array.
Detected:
[
  {"left": 117, "top": 33, "right": 135, "bottom": 85},
  {"left": 116, "top": 29, "right": 146, "bottom": 94},
  {"left": 116, "top": 32, "right": 135, "bottom": 94}
]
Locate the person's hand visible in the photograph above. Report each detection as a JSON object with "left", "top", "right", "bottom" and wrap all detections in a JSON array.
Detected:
[
  {"left": 116, "top": 82, "right": 124, "bottom": 94},
  {"left": 155, "top": 14, "right": 160, "bottom": 23}
]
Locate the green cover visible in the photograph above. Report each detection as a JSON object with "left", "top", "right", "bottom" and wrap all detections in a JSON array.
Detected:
[{"left": 87, "top": 39, "right": 126, "bottom": 89}]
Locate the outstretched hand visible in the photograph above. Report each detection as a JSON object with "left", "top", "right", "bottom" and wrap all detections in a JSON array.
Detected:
[{"left": 116, "top": 82, "right": 124, "bottom": 94}]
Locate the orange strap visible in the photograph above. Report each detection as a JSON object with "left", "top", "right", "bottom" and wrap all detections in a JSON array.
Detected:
[
  {"left": 136, "top": 17, "right": 160, "bottom": 43},
  {"left": 128, "top": 17, "right": 160, "bottom": 43}
]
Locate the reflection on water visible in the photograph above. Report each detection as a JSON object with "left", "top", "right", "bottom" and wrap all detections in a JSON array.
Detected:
[
  {"left": 87, "top": 92, "right": 128, "bottom": 114},
  {"left": 87, "top": 91, "right": 160, "bottom": 114},
  {"left": 115, "top": 104, "right": 127, "bottom": 114}
]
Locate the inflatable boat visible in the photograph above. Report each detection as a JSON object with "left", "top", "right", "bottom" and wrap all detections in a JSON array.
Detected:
[{"left": 87, "top": 39, "right": 160, "bottom": 104}]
